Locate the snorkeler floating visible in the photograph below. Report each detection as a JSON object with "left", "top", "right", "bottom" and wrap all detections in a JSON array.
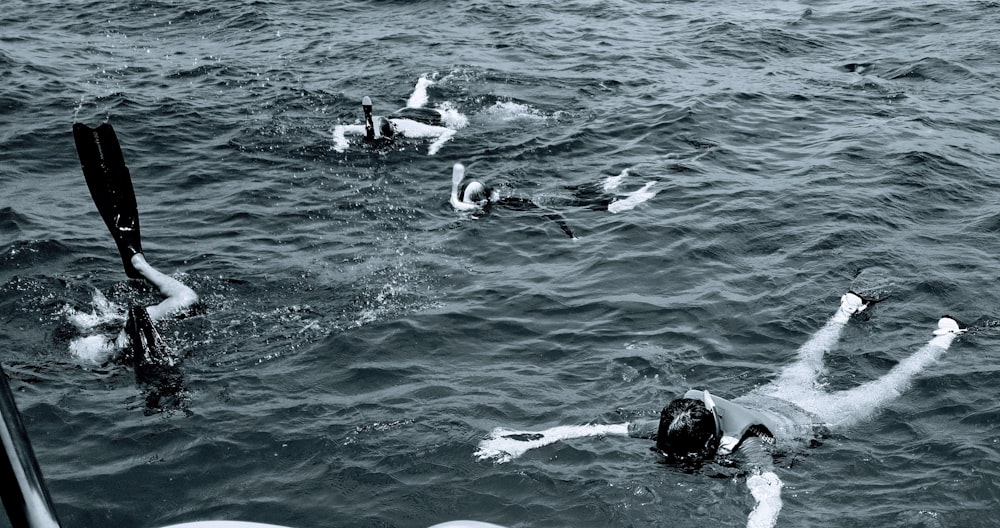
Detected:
[
  {"left": 475, "top": 291, "right": 967, "bottom": 528},
  {"left": 333, "top": 76, "right": 461, "bottom": 155},
  {"left": 450, "top": 162, "right": 500, "bottom": 211},
  {"left": 72, "top": 122, "right": 199, "bottom": 410},
  {"left": 448, "top": 163, "right": 662, "bottom": 239},
  {"left": 449, "top": 163, "right": 576, "bottom": 238}
]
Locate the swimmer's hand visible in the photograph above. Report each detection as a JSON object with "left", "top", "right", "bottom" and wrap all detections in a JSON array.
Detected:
[
  {"left": 474, "top": 423, "right": 629, "bottom": 464},
  {"left": 746, "top": 470, "right": 783, "bottom": 528}
]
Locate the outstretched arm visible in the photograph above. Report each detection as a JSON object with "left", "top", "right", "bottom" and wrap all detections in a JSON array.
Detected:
[
  {"left": 474, "top": 423, "right": 630, "bottom": 464},
  {"left": 746, "top": 469, "right": 783, "bottom": 528},
  {"left": 738, "top": 437, "right": 783, "bottom": 528}
]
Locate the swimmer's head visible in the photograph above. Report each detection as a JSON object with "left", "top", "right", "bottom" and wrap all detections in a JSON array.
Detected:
[
  {"left": 377, "top": 116, "right": 397, "bottom": 138},
  {"left": 451, "top": 163, "right": 498, "bottom": 210},
  {"left": 656, "top": 397, "right": 721, "bottom": 462},
  {"left": 461, "top": 181, "right": 493, "bottom": 203}
]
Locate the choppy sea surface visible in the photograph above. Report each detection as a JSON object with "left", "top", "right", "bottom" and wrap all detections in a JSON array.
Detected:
[{"left": 3, "top": 1, "right": 1000, "bottom": 527}]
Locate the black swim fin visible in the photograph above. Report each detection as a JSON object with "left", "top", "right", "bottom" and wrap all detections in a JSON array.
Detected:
[
  {"left": 73, "top": 122, "right": 144, "bottom": 279},
  {"left": 124, "top": 305, "right": 173, "bottom": 372},
  {"left": 124, "top": 306, "right": 187, "bottom": 415}
]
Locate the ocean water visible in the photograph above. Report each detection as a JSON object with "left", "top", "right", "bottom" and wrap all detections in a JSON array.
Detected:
[{"left": 2, "top": 1, "right": 1000, "bottom": 527}]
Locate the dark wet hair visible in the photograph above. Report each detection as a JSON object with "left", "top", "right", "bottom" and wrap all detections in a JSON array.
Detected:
[
  {"left": 377, "top": 116, "right": 396, "bottom": 138},
  {"left": 656, "top": 398, "right": 720, "bottom": 462}
]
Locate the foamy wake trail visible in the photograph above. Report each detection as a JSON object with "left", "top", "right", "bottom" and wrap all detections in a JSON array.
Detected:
[
  {"left": 608, "top": 181, "right": 657, "bottom": 213},
  {"left": 406, "top": 75, "right": 434, "bottom": 108},
  {"left": 474, "top": 423, "right": 629, "bottom": 464},
  {"left": 746, "top": 471, "right": 783, "bottom": 528}
]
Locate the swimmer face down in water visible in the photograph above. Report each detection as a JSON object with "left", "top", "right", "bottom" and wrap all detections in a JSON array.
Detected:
[
  {"left": 73, "top": 123, "right": 199, "bottom": 354},
  {"left": 651, "top": 292, "right": 967, "bottom": 464},
  {"left": 332, "top": 80, "right": 458, "bottom": 155},
  {"left": 450, "top": 163, "right": 499, "bottom": 211},
  {"left": 475, "top": 291, "right": 968, "bottom": 528},
  {"left": 448, "top": 163, "right": 579, "bottom": 238}
]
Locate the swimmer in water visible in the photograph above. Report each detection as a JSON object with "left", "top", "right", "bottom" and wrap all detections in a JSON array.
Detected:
[
  {"left": 475, "top": 291, "right": 968, "bottom": 528},
  {"left": 449, "top": 163, "right": 576, "bottom": 238},
  {"left": 333, "top": 76, "right": 459, "bottom": 155},
  {"left": 72, "top": 122, "right": 199, "bottom": 411},
  {"left": 449, "top": 163, "right": 660, "bottom": 238}
]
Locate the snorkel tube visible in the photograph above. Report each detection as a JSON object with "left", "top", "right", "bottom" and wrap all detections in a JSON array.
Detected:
[{"left": 701, "top": 390, "right": 724, "bottom": 442}]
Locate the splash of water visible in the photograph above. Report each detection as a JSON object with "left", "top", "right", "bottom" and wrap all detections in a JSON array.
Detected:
[{"left": 484, "top": 101, "right": 548, "bottom": 122}]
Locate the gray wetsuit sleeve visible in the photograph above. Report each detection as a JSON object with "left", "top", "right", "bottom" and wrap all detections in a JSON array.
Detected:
[{"left": 735, "top": 435, "right": 774, "bottom": 471}]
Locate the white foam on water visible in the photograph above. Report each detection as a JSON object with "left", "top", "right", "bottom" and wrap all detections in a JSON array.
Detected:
[
  {"left": 68, "top": 334, "right": 120, "bottom": 364},
  {"left": 60, "top": 289, "right": 128, "bottom": 363},
  {"left": 474, "top": 423, "right": 629, "bottom": 464},
  {"left": 436, "top": 101, "right": 468, "bottom": 129},
  {"left": 484, "top": 101, "right": 547, "bottom": 122},
  {"left": 608, "top": 181, "right": 657, "bottom": 213}
]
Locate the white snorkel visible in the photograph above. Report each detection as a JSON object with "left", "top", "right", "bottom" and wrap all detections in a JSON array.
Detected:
[
  {"left": 702, "top": 390, "right": 723, "bottom": 438},
  {"left": 362, "top": 96, "right": 376, "bottom": 141},
  {"left": 703, "top": 390, "right": 740, "bottom": 455},
  {"left": 450, "top": 163, "right": 484, "bottom": 211}
]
